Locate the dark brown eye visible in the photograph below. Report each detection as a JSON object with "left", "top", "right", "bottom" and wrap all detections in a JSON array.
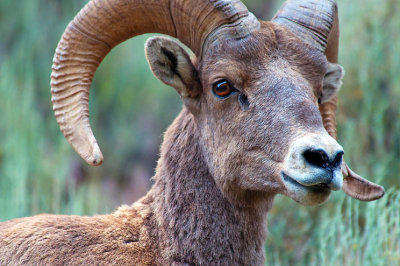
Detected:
[{"left": 212, "top": 80, "right": 236, "bottom": 98}]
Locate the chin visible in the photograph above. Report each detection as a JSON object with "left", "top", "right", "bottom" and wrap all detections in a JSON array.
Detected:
[{"left": 289, "top": 189, "right": 332, "bottom": 206}]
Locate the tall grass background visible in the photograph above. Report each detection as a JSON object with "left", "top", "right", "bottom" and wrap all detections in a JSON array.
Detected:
[{"left": 0, "top": 0, "right": 399, "bottom": 264}]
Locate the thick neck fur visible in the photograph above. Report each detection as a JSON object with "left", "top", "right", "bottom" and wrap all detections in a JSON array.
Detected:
[{"left": 145, "top": 108, "right": 274, "bottom": 265}]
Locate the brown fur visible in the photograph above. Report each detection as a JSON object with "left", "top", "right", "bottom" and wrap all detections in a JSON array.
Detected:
[
  {"left": 1, "top": 23, "right": 344, "bottom": 265},
  {"left": 0, "top": 203, "right": 157, "bottom": 265}
]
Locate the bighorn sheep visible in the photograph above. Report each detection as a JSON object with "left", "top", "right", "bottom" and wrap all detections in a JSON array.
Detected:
[{"left": 0, "top": 0, "right": 384, "bottom": 264}]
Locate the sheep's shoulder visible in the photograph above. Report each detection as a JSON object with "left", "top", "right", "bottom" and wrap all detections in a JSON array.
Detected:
[{"left": 0, "top": 202, "right": 157, "bottom": 265}]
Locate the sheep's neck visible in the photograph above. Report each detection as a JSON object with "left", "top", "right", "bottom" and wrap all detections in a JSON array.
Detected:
[{"left": 147, "top": 109, "right": 274, "bottom": 265}]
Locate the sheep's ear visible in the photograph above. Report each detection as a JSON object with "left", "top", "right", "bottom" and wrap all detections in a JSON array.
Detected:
[
  {"left": 320, "top": 62, "right": 344, "bottom": 103},
  {"left": 145, "top": 36, "right": 202, "bottom": 103},
  {"left": 342, "top": 163, "right": 385, "bottom": 201}
]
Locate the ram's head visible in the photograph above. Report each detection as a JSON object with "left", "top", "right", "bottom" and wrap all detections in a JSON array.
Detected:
[{"left": 51, "top": 0, "right": 384, "bottom": 205}]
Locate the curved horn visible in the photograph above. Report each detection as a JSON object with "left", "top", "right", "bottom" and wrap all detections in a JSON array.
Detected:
[
  {"left": 51, "top": 0, "right": 259, "bottom": 165},
  {"left": 272, "top": 0, "right": 384, "bottom": 201}
]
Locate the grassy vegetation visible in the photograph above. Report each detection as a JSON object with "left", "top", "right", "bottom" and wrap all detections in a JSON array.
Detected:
[
  {"left": 0, "top": 0, "right": 399, "bottom": 264},
  {"left": 265, "top": 190, "right": 400, "bottom": 265}
]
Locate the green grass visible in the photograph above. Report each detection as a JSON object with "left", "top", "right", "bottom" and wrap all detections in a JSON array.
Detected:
[{"left": 0, "top": 0, "right": 399, "bottom": 264}]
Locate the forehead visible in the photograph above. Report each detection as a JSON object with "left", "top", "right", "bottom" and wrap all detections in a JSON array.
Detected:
[{"left": 200, "top": 22, "right": 327, "bottom": 83}]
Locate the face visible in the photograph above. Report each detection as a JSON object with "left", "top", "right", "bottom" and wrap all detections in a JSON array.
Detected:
[{"left": 196, "top": 22, "right": 344, "bottom": 205}]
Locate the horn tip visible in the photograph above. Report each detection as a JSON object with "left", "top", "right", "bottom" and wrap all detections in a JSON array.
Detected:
[
  {"left": 85, "top": 147, "right": 103, "bottom": 166},
  {"left": 72, "top": 138, "right": 103, "bottom": 166},
  {"left": 89, "top": 152, "right": 103, "bottom": 166}
]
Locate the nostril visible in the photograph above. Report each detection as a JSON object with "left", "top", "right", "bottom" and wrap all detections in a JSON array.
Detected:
[
  {"left": 303, "top": 149, "right": 344, "bottom": 170},
  {"left": 332, "top": 151, "right": 344, "bottom": 168},
  {"left": 303, "top": 149, "right": 330, "bottom": 169}
]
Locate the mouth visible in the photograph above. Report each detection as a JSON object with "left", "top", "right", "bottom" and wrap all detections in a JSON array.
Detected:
[{"left": 281, "top": 172, "right": 331, "bottom": 194}]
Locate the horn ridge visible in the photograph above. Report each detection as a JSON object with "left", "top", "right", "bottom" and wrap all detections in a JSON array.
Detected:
[
  {"left": 272, "top": 0, "right": 337, "bottom": 52},
  {"left": 170, "top": 0, "right": 260, "bottom": 56}
]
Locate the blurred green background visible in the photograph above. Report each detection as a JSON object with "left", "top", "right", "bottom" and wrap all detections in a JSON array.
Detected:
[{"left": 0, "top": 0, "right": 399, "bottom": 264}]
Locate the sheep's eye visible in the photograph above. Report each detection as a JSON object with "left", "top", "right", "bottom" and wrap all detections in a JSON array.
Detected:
[{"left": 212, "top": 80, "right": 236, "bottom": 98}]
